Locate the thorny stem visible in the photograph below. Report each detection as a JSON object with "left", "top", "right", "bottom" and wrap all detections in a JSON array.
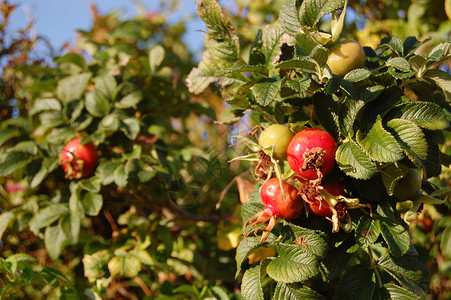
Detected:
[{"left": 368, "top": 246, "right": 383, "bottom": 288}]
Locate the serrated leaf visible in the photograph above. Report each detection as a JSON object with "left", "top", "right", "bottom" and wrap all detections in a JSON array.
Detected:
[
  {"left": 29, "top": 98, "right": 61, "bottom": 116},
  {"left": 386, "top": 119, "right": 428, "bottom": 160},
  {"left": 0, "top": 212, "right": 14, "bottom": 240},
  {"left": 241, "top": 261, "right": 268, "bottom": 300},
  {"left": 44, "top": 225, "right": 69, "bottom": 260},
  {"left": 343, "top": 68, "right": 371, "bottom": 82},
  {"left": 97, "top": 161, "right": 120, "bottom": 185},
  {"left": 313, "top": 93, "right": 340, "bottom": 139},
  {"left": 216, "top": 64, "right": 268, "bottom": 77},
  {"left": 335, "top": 140, "right": 377, "bottom": 180},
  {"left": 276, "top": 58, "right": 317, "bottom": 74},
  {"left": 108, "top": 253, "right": 142, "bottom": 278},
  {"left": 423, "top": 69, "right": 451, "bottom": 100},
  {"left": 379, "top": 36, "right": 404, "bottom": 55},
  {"left": 273, "top": 282, "right": 324, "bottom": 300},
  {"left": 149, "top": 45, "right": 165, "bottom": 72},
  {"left": 280, "top": 224, "right": 328, "bottom": 258},
  {"left": 355, "top": 215, "right": 381, "bottom": 248},
  {"left": 187, "top": 52, "right": 218, "bottom": 94},
  {"left": 235, "top": 235, "right": 274, "bottom": 277},
  {"left": 114, "top": 164, "right": 128, "bottom": 187},
  {"left": 8, "top": 140, "right": 38, "bottom": 155},
  {"left": 56, "top": 72, "right": 92, "bottom": 103},
  {"left": 60, "top": 213, "right": 80, "bottom": 245},
  {"left": 379, "top": 163, "right": 409, "bottom": 196},
  {"left": 115, "top": 91, "right": 143, "bottom": 109},
  {"left": 378, "top": 254, "right": 429, "bottom": 296},
  {"left": 280, "top": 0, "right": 302, "bottom": 36},
  {"left": 0, "top": 151, "right": 32, "bottom": 176},
  {"left": 249, "top": 29, "right": 265, "bottom": 65},
  {"left": 0, "top": 128, "right": 19, "bottom": 147},
  {"left": 380, "top": 220, "right": 411, "bottom": 257},
  {"left": 85, "top": 91, "right": 110, "bottom": 117},
  {"left": 30, "top": 157, "right": 59, "bottom": 188},
  {"left": 299, "top": 0, "right": 346, "bottom": 27},
  {"left": 82, "top": 192, "right": 103, "bottom": 216},
  {"left": 32, "top": 203, "right": 69, "bottom": 230},
  {"left": 100, "top": 113, "right": 121, "bottom": 131},
  {"left": 94, "top": 75, "right": 116, "bottom": 99},
  {"left": 251, "top": 79, "right": 283, "bottom": 106},
  {"left": 333, "top": 265, "right": 376, "bottom": 300},
  {"left": 261, "top": 22, "right": 284, "bottom": 69},
  {"left": 382, "top": 283, "right": 422, "bottom": 300},
  {"left": 386, "top": 57, "right": 411, "bottom": 72},
  {"left": 285, "top": 76, "right": 311, "bottom": 94},
  {"left": 399, "top": 101, "right": 449, "bottom": 130},
  {"left": 440, "top": 225, "right": 451, "bottom": 258},
  {"left": 267, "top": 244, "right": 319, "bottom": 283},
  {"left": 356, "top": 119, "right": 404, "bottom": 163},
  {"left": 83, "top": 250, "right": 112, "bottom": 280},
  {"left": 120, "top": 118, "right": 140, "bottom": 140}
]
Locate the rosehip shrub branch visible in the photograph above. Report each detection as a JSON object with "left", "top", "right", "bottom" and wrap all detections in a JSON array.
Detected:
[{"left": 188, "top": 0, "right": 451, "bottom": 299}]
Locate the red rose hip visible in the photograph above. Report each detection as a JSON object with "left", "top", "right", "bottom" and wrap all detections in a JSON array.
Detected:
[
  {"left": 60, "top": 138, "right": 98, "bottom": 179},
  {"left": 287, "top": 128, "right": 337, "bottom": 179}
]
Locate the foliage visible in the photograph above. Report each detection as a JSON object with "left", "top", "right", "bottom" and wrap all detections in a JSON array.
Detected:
[
  {"left": 0, "top": 1, "right": 241, "bottom": 299},
  {"left": 189, "top": 0, "right": 451, "bottom": 299}
]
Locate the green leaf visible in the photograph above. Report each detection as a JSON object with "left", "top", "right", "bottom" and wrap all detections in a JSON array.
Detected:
[
  {"left": 44, "top": 224, "right": 69, "bottom": 260},
  {"left": 100, "top": 113, "right": 121, "bottom": 131},
  {"left": 55, "top": 53, "right": 85, "bottom": 69},
  {"left": 60, "top": 213, "right": 80, "bottom": 245},
  {"left": 381, "top": 283, "right": 422, "bottom": 300},
  {"left": 380, "top": 220, "right": 411, "bottom": 257},
  {"left": 335, "top": 140, "right": 377, "bottom": 180},
  {"left": 120, "top": 118, "right": 140, "bottom": 140},
  {"left": 379, "top": 163, "right": 409, "bottom": 196},
  {"left": 216, "top": 64, "right": 269, "bottom": 77},
  {"left": 280, "top": 224, "right": 329, "bottom": 259},
  {"left": 56, "top": 72, "right": 92, "bottom": 103},
  {"left": 423, "top": 69, "right": 451, "bottom": 100},
  {"left": 0, "top": 128, "right": 19, "bottom": 147},
  {"left": 149, "top": 45, "right": 165, "bottom": 72},
  {"left": 399, "top": 101, "right": 449, "bottom": 130},
  {"left": 356, "top": 119, "right": 404, "bottom": 163},
  {"left": 39, "top": 110, "right": 66, "bottom": 128},
  {"left": 386, "top": 119, "right": 428, "bottom": 161},
  {"left": 83, "top": 250, "right": 112, "bottom": 280},
  {"left": 251, "top": 79, "right": 283, "bottom": 106},
  {"left": 85, "top": 91, "right": 110, "bottom": 117},
  {"left": 94, "top": 75, "right": 117, "bottom": 99},
  {"left": 249, "top": 29, "right": 265, "bottom": 65},
  {"left": 355, "top": 215, "right": 381, "bottom": 248},
  {"left": 108, "top": 253, "right": 142, "bottom": 278},
  {"left": 187, "top": 52, "right": 218, "bottom": 94},
  {"left": 29, "top": 98, "right": 61, "bottom": 116},
  {"left": 333, "top": 265, "right": 376, "bottom": 300},
  {"left": 285, "top": 76, "right": 311, "bottom": 94},
  {"left": 272, "top": 282, "right": 324, "bottom": 300},
  {"left": 97, "top": 161, "right": 120, "bottom": 185},
  {"left": 32, "top": 203, "right": 69, "bottom": 230},
  {"left": 386, "top": 57, "right": 410, "bottom": 72},
  {"left": 379, "top": 36, "right": 404, "bottom": 56},
  {"left": 299, "top": 0, "right": 346, "bottom": 27},
  {"left": 0, "top": 151, "right": 32, "bottom": 176},
  {"left": 79, "top": 176, "right": 101, "bottom": 193},
  {"left": 276, "top": 58, "right": 317, "bottom": 74},
  {"left": 235, "top": 235, "right": 274, "bottom": 277},
  {"left": 114, "top": 164, "right": 128, "bottom": 188},
  {"left": 82, "top": 192, "right": 103, "bottom": 216},
  {"left": 241, "top": 261, "right": 269, "bottom": 300},
  {"left": 267, "top": 243, "right": 319, "bottom": 283},
  {"left": 261, "top": 22, "right": 284, "bottom": 69},
  {"left": 29, "top": 157, "right": 59, "bottom": 189},
  {"left": 440, "top": 225, "right": 451, "bottom": 259},
  {"left": 343, "top": 68, "right": 371, "bottom": 82},
  {"left": 378, "top": 254, "right": 429, "bottom": 296},
  {"left": 279, "top": 0, "right": 302, "bottom": 36},
  {"left": 0, "top": 212, "right": 14, "bottom": 240},
  {"left": 115, "top": 90, "right": 143, "bottom": 109}
]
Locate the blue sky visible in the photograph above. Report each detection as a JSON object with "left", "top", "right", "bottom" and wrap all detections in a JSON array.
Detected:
[{"left": 9, "top": 0, "right": 215, "bottom": 58}]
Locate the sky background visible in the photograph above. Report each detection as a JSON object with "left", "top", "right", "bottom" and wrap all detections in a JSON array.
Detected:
[{"left": 8, "top": 0, "right": 231, "bottom": 60}]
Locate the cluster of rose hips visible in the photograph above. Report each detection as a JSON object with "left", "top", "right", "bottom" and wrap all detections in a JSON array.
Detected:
[{"left": 242, "top": 124, "right": 367, "bottom": 243}]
